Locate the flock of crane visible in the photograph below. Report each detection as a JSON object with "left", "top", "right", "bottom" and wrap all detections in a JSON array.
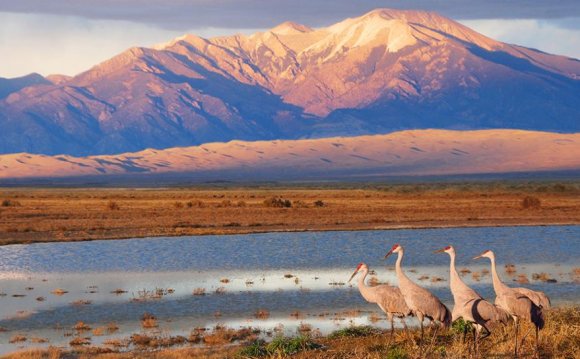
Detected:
[{"left": 348, "top": 244, "right": 550, "bottom": 357}]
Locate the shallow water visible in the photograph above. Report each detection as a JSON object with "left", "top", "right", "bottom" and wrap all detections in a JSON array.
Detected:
[{"left": 0, "top": 225, "right": 578, "bottom": 354}]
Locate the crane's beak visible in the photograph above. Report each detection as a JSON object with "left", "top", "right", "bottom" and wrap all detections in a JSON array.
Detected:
[
  {"left": 383, "top": 249, "right": 394, "bottom": 259},
  {"left": 433, "top": 248, "right": 446, "bottom": 254},
  {"left": 347, "top": 269, "right": 359, "bottom": 283}
]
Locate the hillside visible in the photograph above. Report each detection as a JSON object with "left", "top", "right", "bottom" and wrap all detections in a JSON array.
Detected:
[{"left": 1, "top": 129, "right": 578, "bottom": 180}]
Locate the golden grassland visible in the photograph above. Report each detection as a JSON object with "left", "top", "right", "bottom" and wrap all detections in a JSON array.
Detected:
[
  {"left": 5, "top": 307, "right": 579, "bottom": 359},
  {"left": 0, "top": 181, "right": 579, "bottom": 245}
]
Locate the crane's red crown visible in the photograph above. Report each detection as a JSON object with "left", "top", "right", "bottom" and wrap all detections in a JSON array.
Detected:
[{"left": 445, "top": 246, "right": 451, "bottom": 250}]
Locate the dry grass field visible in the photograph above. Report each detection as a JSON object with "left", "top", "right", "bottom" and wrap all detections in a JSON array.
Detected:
[
  {"left": 1, "top": 181, "right": 579, "bottom": 245},
  {"left": 5, "top": 307, "right": 579, "bottom": 358}
]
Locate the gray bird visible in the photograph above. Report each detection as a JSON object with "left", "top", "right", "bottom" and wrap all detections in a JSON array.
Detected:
[
  {"left": 384, "top": 244, "right": 451, "bottom": 344},
  {"left": 348, "top": 262, "right": 412, "bottom": 335},
  {"left": 434, "top": 245, "right": 511, "bottom": 355},
  {"left": 474, "top": 249, "right": 547, "bottom": 358}
]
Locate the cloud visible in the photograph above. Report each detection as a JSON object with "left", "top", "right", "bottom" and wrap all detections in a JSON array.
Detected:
[
  {"left": 1, "top": 4, "right": 579, "bottom": 78},
  {"left": 461, "top": 18, "right": 580, "bottom": 59},
  {"left": 1, "top": 0, "right": 579, "bottom": 30},
  {"left": 0, "top": 12, "right": 258, "bottom": 78}
]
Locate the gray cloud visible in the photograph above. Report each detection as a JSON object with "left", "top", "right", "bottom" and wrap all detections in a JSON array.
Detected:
[{"left": 1, "top": 0, "right": 580, "bottom": 30}]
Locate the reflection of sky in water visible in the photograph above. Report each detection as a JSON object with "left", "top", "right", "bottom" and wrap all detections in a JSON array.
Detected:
[
  {"left": 0, "top": 226, "right": 578, "bottom": 354},
  {"left": 0, "top": 225, "right": 578, "bottom": 272}
]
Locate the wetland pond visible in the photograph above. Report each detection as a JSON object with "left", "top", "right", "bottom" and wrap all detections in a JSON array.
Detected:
[{"left": 0, "top": 225, "right": 578, "bottom": 354}]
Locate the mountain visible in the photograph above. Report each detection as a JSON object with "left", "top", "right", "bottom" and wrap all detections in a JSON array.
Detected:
[
  {"left": 1, "top": 9, "right": 579, "bottom": 156},
  {"left": 1, "top": 130, "right": 578, "bottom": 180},
  {"left": 0, "top": 73, "right": 50, "bottom": 99}
]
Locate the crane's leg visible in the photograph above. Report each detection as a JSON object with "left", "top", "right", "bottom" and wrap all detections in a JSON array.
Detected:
[
  {"left": 535, "top": 325, "right": 539, "bottom": 359},
  {"left": 473, "top": 326, "right": 478, "bottom": 358},
  {"left": 514, "top": 318, "right": 519, "bottom": 358},
  {"left": 401, "top": 317, "right": 408, "bottom": 331},
  {"left": 462, "top": 324, "right": 468, "bottom": 344},
  {"left": 388, "top": 313, "right": 394, "bottom": 338},
  {"left": 479, "top": 324, "right": 491, "bottom": 341}
]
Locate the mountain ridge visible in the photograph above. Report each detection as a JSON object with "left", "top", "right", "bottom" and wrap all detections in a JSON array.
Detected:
[{"left": 1, "top": 8, "right": 579, "bottom": 156}]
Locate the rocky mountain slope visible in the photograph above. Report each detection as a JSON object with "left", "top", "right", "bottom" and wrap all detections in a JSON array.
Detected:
[
  {"left": 1, "top": 130, "right": 578, "bottom": 180},
  {"left": 0, "top": 73, "right": 50, "bottom": 99},
  {"left": 1, "top": 9, "right": 579, "bottom": 156}
]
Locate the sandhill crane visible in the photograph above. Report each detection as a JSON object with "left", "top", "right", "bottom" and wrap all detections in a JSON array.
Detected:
[
  {"left": 348, "top": 262, "right": 412, "bottom": 335},
  {"left": 384, "top": 244, "right": 451, "bottom": 344},
  {"left": 473, "top": 250, "right": 547, "bottom": 357},
  {"left": 434, "top": 245, "right": 511, "bottom": 354}
]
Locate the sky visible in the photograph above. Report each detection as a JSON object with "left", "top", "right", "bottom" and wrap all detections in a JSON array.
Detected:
[{"left": 1, "top": 0, "right": 580, "bottom": 78}]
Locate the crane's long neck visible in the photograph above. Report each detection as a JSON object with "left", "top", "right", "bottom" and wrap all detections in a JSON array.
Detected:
[
  {"left": 448, "top": 251, "right": 477, "bottom": 299},
  {"left": 395, "top": 250, "right": 409, "bottom": 283},
  {"left": 489, "top": 255, "right": 509, "bottom": 294},
  {"left": 449, "top": 251, "right": 460, "bottom": 286},
  {"left": 357, "top": 268, "right": 375, "bottom": 302}
]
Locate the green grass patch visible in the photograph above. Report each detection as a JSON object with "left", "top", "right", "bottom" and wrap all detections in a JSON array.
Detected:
[
  {"left": 237, "top": 335, "right": 321, "bottom": 357},
  {"left": 327, "top": 325, "right": 380, "bottom": 339}
]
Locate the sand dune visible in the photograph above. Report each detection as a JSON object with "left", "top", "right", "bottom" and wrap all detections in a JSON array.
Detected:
[{"left": 0, "top": 129, "right": 578, "bottom": 180}]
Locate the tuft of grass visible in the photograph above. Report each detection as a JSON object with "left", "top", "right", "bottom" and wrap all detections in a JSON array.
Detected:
[
  {"left": 1, "top": 199, "right": 21, "bottom": 207},
  {"left": 215, "top": 287, "right": 226, "bottom": 295},
  {"left": 328, "top": 325, "right": 379, "bottom": 339},
  {"left": 106, "top": 322, "right": 119, "bottom": 333},
  {"left": 263, "top": 197, "right": 292, "bottom": 208},
  {"left": 51, "top": 288, "right": 68, "bottom": 296},
  {"left": 451, "top": 318, "right": 474, "bottom": 335},
  {"left": 73, "top": 321, "right": 91, "bottom": 331},
  {"left": 516, "top": 274, "right": 530, "bottom": 284},
  {"left": 141, "top": 312, "right": 158, "bottom": 329},
  {"left": 9, "top": 334, "right": 27, "bottom": 343},
  {"left": 522, "top": 196, "right": 541, "bottom": 209},
  {"left": 106, "top": 200, "right": 120, "bottom": 210},
  {"left": 505, "top": 263, "right": 517, "bottom": 274},
  {"left": 193, "top": 287, "right": 206, "bottom": 296},
  {"left": 238, "top": 339, "right": 269, "bottom": 357},
  {"left": 313, "top": 200, "right": 325, "bottom": 207},
  {"left": 265, "top": 335, "right": 321, "bottom": 356},
  {"left": 69, "top": 336, "right": 91, "bottom": 346},
  {"left": 385, "top": 346, "right": 410, "bottom": 359},
  {"left": 254, "top": 309, "right": 270, "bottom": 320},
  {"left": 71, "top": 299, "right": 92, "bottom": 306}
]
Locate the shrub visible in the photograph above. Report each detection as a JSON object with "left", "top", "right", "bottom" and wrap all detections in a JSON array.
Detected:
[
  {"left": 314, "top": 200, "right": 325, "bottom": 207},
  {"left": 173, "top": 201, "right": 183, "bottom": 209},
  {"left": 522, "top": 196, "right": 541, "bottom": 209},
  {"left": 186, "top": 200, "right": 205, "bottom": 208},
  {"left": 263, "top": 197, "right": 292, "bottom": 208},
  {"left": 2, "top": 199, "right": 21, "bottom": 207},
  {"left": 107, "top": 200, "right": 120, "bottom": 210}
]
